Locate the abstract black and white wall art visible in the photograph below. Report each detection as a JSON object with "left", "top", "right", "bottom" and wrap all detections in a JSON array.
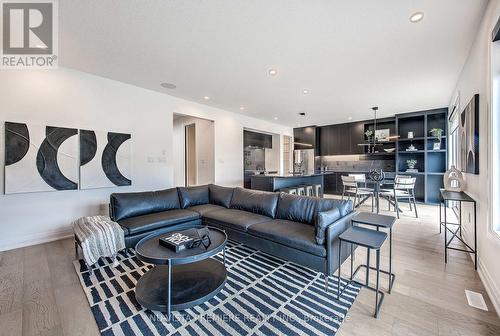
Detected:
[
  {"left": 80, "top": 130, "right": 131, "bottom": 189},
  {"left": 5, "top": 122, "right": 79, "bottom": 194},
  {"left": 459, "top": 94, "right": 480, "bottom": 175}
]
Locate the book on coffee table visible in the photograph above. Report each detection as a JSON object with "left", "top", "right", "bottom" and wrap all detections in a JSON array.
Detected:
[{"left": 159, "top": 232, "right": 195, "bottom": 252}]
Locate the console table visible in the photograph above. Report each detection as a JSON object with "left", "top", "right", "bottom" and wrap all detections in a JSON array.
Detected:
[{"left": 439, "top": 190, "right": 477, "bottom": 269}]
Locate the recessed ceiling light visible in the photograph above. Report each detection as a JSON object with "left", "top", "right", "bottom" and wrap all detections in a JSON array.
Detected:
[
  {"left": 160, "top": 82, "right": 176, "bottom": 89},
  {"left": 302, "top": 89, "right": 309, "bottom": 94},
  {"left": 203, "top": 96, "right": 210, "bottom": 100},
  {"left": 273, "top": 117, "right": 278, "bottom": 120},
  {"left": 268, "top": 69, "right": 278, "bottom": 76},
  {"left": 348, "top": 116, "right": 353, "bottom": 120},
  {"left": 409, "top": 11, "right": 424, "bottom": 23},
  {"left": 298, "top": 112, "right": 306, "bottom": 116},
  {"left": 239, "top": 106, "right": 245, "bottom": 111}
]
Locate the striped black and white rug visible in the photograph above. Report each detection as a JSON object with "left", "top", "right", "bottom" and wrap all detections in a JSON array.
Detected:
[{"left": 73, "top": 241, "right": 361, "bottom": 336}]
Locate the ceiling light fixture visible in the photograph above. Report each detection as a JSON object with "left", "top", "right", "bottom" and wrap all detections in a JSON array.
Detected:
[
  {"left": 409, "top": 11, "right": 424, "bottom": 23},
  {"left": 302, "top": 89, "right": 309, "bottom": 94},
  {"left": 160, "top": 82, "right": 176, "bottom": 89},
  {"left": 239, "top": 106, "right": 245, "bottom": 111},
  {"left": 298, "top": 112, "right": 306, "bottom": 116},
  {"left": 273, "top": 117, "right": 278, "bottom": 120},
  {"left": 348, "top": 116, "right": 353, "bottom": 120},
  {"left": 268, "top": 69, "right": 278, "bottom": 76},
  {"left": 203, "top": 96, "right": 210, "bottom": 100}
]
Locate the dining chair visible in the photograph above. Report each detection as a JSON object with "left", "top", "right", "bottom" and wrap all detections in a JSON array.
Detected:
[
  {"left": 379, "top": 175, "right": 418, "bottom": 218},
  {"left": 341, "top": 175, "right": 374, "bottom": 211}
]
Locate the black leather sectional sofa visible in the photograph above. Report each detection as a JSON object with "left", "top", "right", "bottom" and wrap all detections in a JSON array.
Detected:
[{"left": 110, "top": 185, "right": 355, "bottom": 279}]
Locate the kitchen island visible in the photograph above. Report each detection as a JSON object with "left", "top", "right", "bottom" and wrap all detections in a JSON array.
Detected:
[{"left": 250, "top": 173, "right": 333, "bottom": 196}]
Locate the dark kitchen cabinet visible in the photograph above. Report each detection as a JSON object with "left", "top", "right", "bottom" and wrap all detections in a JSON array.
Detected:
[
  {"left": 244, "top": 130, "right": 272, "bottom": 148},
  {"left": 293, "top": 126, "right": 316, "bottom": 150},
  {"left": 318, "top": 122, "right": 364, "bottom": 155},
  {"left": 323, "top": 173, "right": 337, "bottom": 194}
]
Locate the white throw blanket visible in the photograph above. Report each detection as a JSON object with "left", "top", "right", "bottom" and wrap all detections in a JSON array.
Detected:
[{"left": 72, "top": 215, "right": 125, "bottom": 266}]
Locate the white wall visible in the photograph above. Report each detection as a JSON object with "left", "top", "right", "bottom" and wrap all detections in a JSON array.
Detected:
[
  {"left": 0, "top": 67, "right": 292, "bottom": 251},
  {"left": 172, "top": 115, "right": 215, "bottom": 186},
  {"left": 449, "top": 0, "right": 500, "bottom": 314}
]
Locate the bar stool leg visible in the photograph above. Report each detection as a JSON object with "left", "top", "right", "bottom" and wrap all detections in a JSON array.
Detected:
[
  {"left": 324, "top": 273, "right": 329, "bottom": 292},
  {"left": 337, "top": 242, "right": 342, "bottom": 300},
  {"left": 389, "top": 228, "right": 393, "bottom": 293},
  {"left": 375, "top": 249, "right": 380, "bottom": 318},
  {"left": 350, "top": 243, "right": 354, "bottom": 280},
  {"left": 366, "top": 248, "right": 370, "bottom": 286}
]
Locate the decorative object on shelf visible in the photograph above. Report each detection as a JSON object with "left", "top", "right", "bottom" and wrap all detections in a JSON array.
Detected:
[
  {"left": 443, "top": 165, "right": 465, "bottom": 192},
  {"left": 460, "top": 94, "right": 479, "bottom": 174},
  {"left": 384, "top": 148, "right": 396, "bottom": 153},
  {"left": 369, "top": 168, "right": 385, "bottom": 182},
  {"left": 406, "top": 159, "right": 418, "bottom": 172},
  {"left": 408, "top": 131, "right": 414, "bottom": 139},
  {"left": 430, "top": 128, "right": 444, "bottom": 150},
  {"left": 5, "top": 122, "right": 79, "bottom": 194},
  {"left": 364, "top": 129, "right": 373, "bottom": 141},
  {"left": 375, "top": 129, "right": 390, "bottom": 142},
  {"left": 406, "top": 144, "right": 418, "bottom": 151}
]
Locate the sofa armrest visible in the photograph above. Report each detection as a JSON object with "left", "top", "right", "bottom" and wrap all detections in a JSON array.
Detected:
[{"left": 326, "top": 211, "right": 358, "bottom": 275}]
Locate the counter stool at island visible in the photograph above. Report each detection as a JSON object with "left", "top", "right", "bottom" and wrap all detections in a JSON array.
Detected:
[
  {"left": 351, "top": 212, "right": 396, "bottom": 293},
  {"left": 337, "top": 226, "right": 387, "bottom": 318}
]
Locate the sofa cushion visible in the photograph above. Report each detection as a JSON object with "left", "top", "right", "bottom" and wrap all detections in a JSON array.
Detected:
[
  {"left": 177, "top": 185, "right": 209, "bottom": 209},
  {"left": 315, "top": 207, "right": 341, "bottom": 244},
  {"left": 276, "top": 193, "right": 317, "bottom": 225},
  {"left": 110, "top": 188, "right": 180, "bottom": 221},
  {"left": 248, "top": 220, "right": 326, "bottom": 257},
  {"left": 230, "top": 187, "right": 279, "bottom": 218},
  {"left": 118, "top": 209, "right": 200, "bottom": 235},
  {"left": 314, "top": 198, "right": 353, "bottom": 217},
  {"left": 209, "top": 184, "right": 234, "bottom": 208},
  {"left": 203, "top": 208, "right": 271, "bottom": 232},
  {"left": 187, "top": 204, "right": 225, "bottom": 216}
]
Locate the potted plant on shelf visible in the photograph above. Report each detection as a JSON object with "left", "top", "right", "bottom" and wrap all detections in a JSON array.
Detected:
[
  {"left": 430, "top": 128, "right": 443, "bottom": 150},
  {"left": 406, "top": 159, "right": 418, "bottom": 173},
  {"left": 365, "top": 129, "right": 374, "bottom": 153}
]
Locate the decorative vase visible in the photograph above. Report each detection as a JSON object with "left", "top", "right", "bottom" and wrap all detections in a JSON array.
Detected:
[{"left": 443, "top": 165, "right": 465, "bottom": 192}]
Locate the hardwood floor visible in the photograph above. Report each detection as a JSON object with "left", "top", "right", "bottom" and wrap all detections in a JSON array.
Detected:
[{"left": 0, "top": 199, "right": 499, "bottom": 335}]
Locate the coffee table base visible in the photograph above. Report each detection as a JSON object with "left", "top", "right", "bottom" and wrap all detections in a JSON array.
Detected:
[{"left": 135, "top": 258, "right": 227, "bottom": 312}]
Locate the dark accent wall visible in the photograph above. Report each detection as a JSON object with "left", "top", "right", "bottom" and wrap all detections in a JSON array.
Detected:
[{"left": 243, "top": 130, "right": 272, "bottom": 148}]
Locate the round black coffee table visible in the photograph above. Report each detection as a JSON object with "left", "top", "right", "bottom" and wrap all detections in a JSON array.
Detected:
[{"left": 134, "top": 227, "right": 227, "bottom": 318}]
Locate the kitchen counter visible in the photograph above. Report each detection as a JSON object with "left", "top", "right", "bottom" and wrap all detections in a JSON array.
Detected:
[{"left": 250, "top": 173, "right": 328, "bottom": 195}]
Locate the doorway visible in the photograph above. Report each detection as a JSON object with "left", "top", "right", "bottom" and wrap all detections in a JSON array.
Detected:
[
  {"left": 185, "top": 124, "right": 197, "bottom": 186},
  {"left": 173, "top": 114, "right": 215, "bottom": 186}
]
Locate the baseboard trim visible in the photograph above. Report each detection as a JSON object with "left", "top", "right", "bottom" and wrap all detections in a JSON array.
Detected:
[
  {"left": 0, "top": 228, "right": 74, "bottom": 252},
  {"left": 477, "top": 258, "right": 500, "bottom": 317},
  {"left": 448, "top": 225, "right": 500, "bottom": 317}
]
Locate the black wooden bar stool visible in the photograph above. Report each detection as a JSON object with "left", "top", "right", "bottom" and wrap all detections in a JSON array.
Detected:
[
  {"left": 351, "top": 212, "right": 396, "bottom": 293},
  {"left": 338, "top": 226, "right": 387, "bottom": 318}
]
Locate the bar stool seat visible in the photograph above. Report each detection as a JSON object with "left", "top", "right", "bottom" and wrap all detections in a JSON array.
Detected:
[
  {"left": 280, "top": 187, "right": 297, "bottom": 195},
  {"left": 295, "top": 186, "right": 306, "bottom": 196},
  {"left": 351, "top": 212, "right": 396, "bottom": 292},
  {"left": 313, "top": 184, "right": 322, "bottom": 197},
  {"left": 338, "top": 226, "right": 387, "bottom": 318}
]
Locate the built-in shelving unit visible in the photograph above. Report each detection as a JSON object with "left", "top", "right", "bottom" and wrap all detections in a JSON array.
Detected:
[{"left": 395, "top": 108, "right": 448, "bottom": 204}]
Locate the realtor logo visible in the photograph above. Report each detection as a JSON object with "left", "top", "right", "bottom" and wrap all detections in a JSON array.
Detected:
[{"left": 1, "top": 0, "right": 58, "bottom": 69}]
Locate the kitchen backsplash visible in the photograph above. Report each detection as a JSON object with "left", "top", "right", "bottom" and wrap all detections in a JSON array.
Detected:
[{"left": 316, "top": 155, "right": 395, "bottom": 172}]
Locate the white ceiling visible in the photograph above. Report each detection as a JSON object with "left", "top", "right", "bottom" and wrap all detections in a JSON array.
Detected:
[{"left": 59, "top": 0, "right": 487, "bottom": 127}]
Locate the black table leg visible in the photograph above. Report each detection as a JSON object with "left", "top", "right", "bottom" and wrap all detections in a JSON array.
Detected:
[
  {"left": 459, "top": 201, "right": 462, "bottom": 238},
  {"left": 474, "top": 202, "right": 477, "bottom": 270},
  {"left": 439, "top": 201, "right": 442, "bottom": 234},
  {"left": 167, "top": 259, "right": 171, "bottom": 321},
  {"left": 444, "top": 200, "right": 448, "bottom": 264},
  {"left": 375, "top": 249, "right": 380, "bottom": 318}
]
